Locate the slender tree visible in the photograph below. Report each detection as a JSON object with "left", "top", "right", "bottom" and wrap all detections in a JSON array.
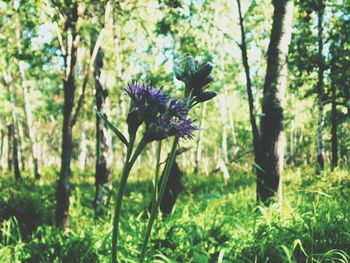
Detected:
[
  {"left": 93, "top": 34, "right": 113, "bottom": 217},
  {"left": 16, "top": 15, "right": 40, "bottom": 179},
  {"left": 316, "top": 1, "right": 325, "bottom": 174},
  {"left": 256, "top": 0, "right": 294, "bottom": 204},
  {"left": 330, "top": 53, "right": 338, "bottom": 169},
  {"left": 52, "top": 0, "right": 106, "bottom": 227},
  {"left": 236, "top": 0, "right": 260, "bottom": 170},
  {"left": 55, "top": 1, "right": 80, "bottom": 228},
  {"left": 7, "top": 125, "right": 13, "bottom": 173}
]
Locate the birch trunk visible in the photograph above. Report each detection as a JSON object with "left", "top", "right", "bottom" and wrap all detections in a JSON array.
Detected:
[
  {"left": 194, "top": 102, "right": 207, "bottom": 173},
  {"left": 236, "top": 0, "right": 260, "bottom": 167},
  {"left": 316, "top": 3, "right": 325, "bottom": 174},
  {"left": 93, "top": 47, "right": 113, "bottom": 217},
  {"left": 15, "top": 14, "right": 40, "bottom": 179},
  {"left": 330, "top": 59, "right": 337, "bottom": 169},
  {"left": 19, "top": 63, "right": 40, "bottom": 179},
  {"left": 7, "top": 125, "right": 13, "bottom": 173}
]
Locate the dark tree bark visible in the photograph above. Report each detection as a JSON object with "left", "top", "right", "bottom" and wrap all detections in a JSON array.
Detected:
[
  {"left": 12, "top": 126, "right": 21, "bottom": 181},
  {"left": 236, "top": 0, "right": 260, "bottom": 156},
  {"left": 56, "top": 3, "right": 79, "bottom": 228},
  {"left": 145, "top": 159, "right": 184, "bottom": 217},
  {"left": 93, "top": 47, "right": 113, "bottom": 217},
  {"left": 316, "top": 2, "right": 325, "bottom": 174},
  {"left": 159, "top": 160, "right": 184, "bottom": 215},
  {"left": 256, "top": 0, "right": 294, "bottom": 205},
  {"left": 8, "top": 124, "right": 21, "bottom": 180}
]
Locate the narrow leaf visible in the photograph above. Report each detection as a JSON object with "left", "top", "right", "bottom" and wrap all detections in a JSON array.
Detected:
[{"left": 94, "top": 107, "right": 128, "bottom": 147}]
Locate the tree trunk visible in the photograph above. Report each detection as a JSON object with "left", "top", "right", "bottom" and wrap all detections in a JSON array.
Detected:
[
  {"left": 15, "top": 14, "right": 40, "bottom": 179},
  {"left": 236, "top": 0, "right": 260, "bottom": 166},
  {"left": 331, "top": 61, "right": 337, "bottom": 169},
  {"left": 56, "top": 74, "right": 76, "bottom": 228},
  {"left": 5, "top": 73, "right": 22, "bottom": 179},
  {"left": 56, "top": 6, "right": 79, "bottom": 228},
  {"left": 194, "top": 102, "right": 206, "bottom": 173},
  {"left": 219, "top": 94, "right": 228, "bottom": 163},
  {"left": 17, "top": 121, "right": 26, "bottom": 171},
  {"left": 289, "top": 93, "right": 295, "bottom": 165},
  {"left": 7, "top": 125, "right": 13, "bottom": 172},
  {"left": 0, "top": 129, "right": 4, "bottom": 170},
  {"left": 256, "top": 0, "right": 294, "bottom": 205},
  {"left": 79, "top": 126, "right": 87, "bottom": 170},
  {"left": 12, "top": 124, "right": 21, "bottom": 180},
  {"left": 316, "top": 3, "right": 325, "bottom": 174},
  {"left": 93, "top": 47, "right": 113, "bottom": 217},
  {"left": 19, "top": 62, "right": 40, "bottom": 179}
]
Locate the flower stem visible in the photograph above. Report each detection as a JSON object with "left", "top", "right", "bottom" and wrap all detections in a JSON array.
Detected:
[
  {"left": 139, "top": 137, "right": 178, "bottom": 262},
  {"left": 112, "top": 135, "right": 147, "bottom": 263},
  {"left": 153, "top": 141, "right": 162, "bottom": 205}
]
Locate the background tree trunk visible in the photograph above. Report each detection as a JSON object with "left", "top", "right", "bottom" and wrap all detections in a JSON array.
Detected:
[
  {"left": 79, "top": 126, "right": 87, "bottom": 170},
  {"left": 316, "top": 3, "right": 325, "bottom": 174},
  {"left": 15, "top": 12, "right": 40, "bottom": 179},
  {"left": 256, "top": 0, "right": 294, "bottom": 205},
  {"left": 194, "top": 102, "right": 206, "bottom": 173},
  {"left": 93, "top": 47, "right": 113, "bottom": 217},
  {"left": 0, "top": 129, "right": 4, "bottom": 170},
  {"left": 56, "top": 5, "right": 79, "bottom": 228},
  {"left": 12, "top": 124, "right": 21, "bottom": 180},
  {"left": 330, "top": 53, "right": 338, "bottom": 170},
  {"left": 19, "top": 62, "right": 40, "bottom": 179},
  {"left": 236, "top": 0, "right": 260, "bottom": 161},
  {"left": 7, "top": 125, "right": 13, "bottom": 173}
]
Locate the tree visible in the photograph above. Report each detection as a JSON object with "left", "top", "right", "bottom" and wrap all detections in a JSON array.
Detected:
[
  {"left": 15, "top": 7, "right": 40, "bottom": 179},
  {"left": 315, "top": 0, "right": 325, "bottom": 174},
  {"left": 236, "top": 0, "right": 260, "bottom": 177},
  {"left": 256, "top": 0, "right": 294, "bottom": 204},
  {"left": 92, "top": 1, "right": 113, "bottom": 217}
]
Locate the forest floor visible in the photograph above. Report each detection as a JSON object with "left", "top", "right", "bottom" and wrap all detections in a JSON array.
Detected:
[{"left": 0, "top": 167, "right": 349, "bottom": 262}]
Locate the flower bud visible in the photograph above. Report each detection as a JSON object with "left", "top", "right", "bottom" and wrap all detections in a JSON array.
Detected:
[
  {"left": 127, "top": 109, "right": 143, "bottom": 135},
  {"left": 185, "top": 55, "right": 196, "bottom": 77},
  {"left": 195, "top": 91, "right": 217, "bottom": 102},
  {"left": 193, "top": 62, "right": 213, "bottom": 81},
  {"left": 192, "top": 75, "right": 214, "bottom": 95},
  {"left": 173, "top": 63, "right": 184, "bottom": 81}
]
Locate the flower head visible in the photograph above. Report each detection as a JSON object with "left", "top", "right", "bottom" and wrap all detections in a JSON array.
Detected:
[
  {"left": 125, "top": 81, "right": 146, "bottom": 107},
  {"left": 168, "top": 99, "right": 188, "bottom": 119},
  {"left": 125, "top": 81, "right": 197, "bottom": 141},
  {"left": 167, "top": 117, "right": 197, "bottom": 139}
]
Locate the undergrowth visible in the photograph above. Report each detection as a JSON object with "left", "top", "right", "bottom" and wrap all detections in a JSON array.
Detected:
[{"left": 0, "top": 167, "right": 349, "bottom": 262}]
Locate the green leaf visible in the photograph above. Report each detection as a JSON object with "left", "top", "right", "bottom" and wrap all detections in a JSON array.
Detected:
[{"left": 94, "top": 107, "right": 128, "bottom": 147}]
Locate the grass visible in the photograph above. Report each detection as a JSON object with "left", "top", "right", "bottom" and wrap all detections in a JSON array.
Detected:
[{"left": 0, "top": 166, "right": 349, "bottom": 262}]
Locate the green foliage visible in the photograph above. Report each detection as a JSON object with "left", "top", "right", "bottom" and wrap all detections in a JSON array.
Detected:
[{"left": 1, "top": 168, "right": 349, "bottom": 262}]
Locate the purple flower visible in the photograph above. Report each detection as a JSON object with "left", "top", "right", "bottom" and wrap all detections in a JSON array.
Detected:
[
  {"left": 168, "top": 99, "right": 188, "bottom": 119},
  {"left": 146, "top": 112, "right": 197, "bottom": 142},
  {"left": 125, "top": 81, "right": 196, "bottom": 141},
  {"left": 125, "top": 81, "right": 146, "bottom": 106},
  {"left": 168, "top": 117, "right": 197, "bottom": 139},
  {"left": 145, "top": 85, "right": 168, "bottom": 105}
]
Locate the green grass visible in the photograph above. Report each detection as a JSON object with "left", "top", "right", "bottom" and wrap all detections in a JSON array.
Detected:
[{"left": 0, "top": 167, "right": 349, "bottom": 262}]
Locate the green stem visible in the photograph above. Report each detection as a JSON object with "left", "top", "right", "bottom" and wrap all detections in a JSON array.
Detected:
[
  {"left": 139, "top": 137, "right": 178, "bottom": 262},
  {"left": 112, "top": 135, "right": 147, "bottom": 263},
  {"left": 153, "top": 141, "right": 162, "bottom": 204}
]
